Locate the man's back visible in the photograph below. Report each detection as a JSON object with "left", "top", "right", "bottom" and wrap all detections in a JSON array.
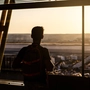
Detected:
[
  {"left": 12, "top": 26, "right": 53, "bottom": 90},
  {"left": 12, "top": 44, "right": 53, "bottom": 83},
  {"left": 22, "top": 44, "right": 53, "bottom": 83}
]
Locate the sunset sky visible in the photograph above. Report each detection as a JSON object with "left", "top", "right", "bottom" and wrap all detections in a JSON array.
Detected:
[{"left": 0, "top": 6, "right": 90, "bottom": 34}]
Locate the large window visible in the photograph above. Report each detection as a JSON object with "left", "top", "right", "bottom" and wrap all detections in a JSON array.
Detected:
[
  {"left": 0, "top": 1, "right": 90, "bottom": 81},
  {"left": 1, "top": 7, "right": 84, "bottom": 77}
]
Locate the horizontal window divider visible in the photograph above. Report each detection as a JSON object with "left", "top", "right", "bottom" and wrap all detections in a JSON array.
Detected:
[{"left": 0, "top": 0, "right": 90, "bottom": 10}]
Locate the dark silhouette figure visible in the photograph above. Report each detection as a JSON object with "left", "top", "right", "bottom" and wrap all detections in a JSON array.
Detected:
[{"left": 12, "top": 26, "right": 53, "bottom": 90}]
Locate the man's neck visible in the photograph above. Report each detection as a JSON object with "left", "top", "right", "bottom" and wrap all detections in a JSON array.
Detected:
[{"left": 32, "top": 40, "right": 41, "bottom": 45}]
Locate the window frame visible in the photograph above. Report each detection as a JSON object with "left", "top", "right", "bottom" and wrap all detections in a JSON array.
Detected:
[{"left": 0, "top": 0, "right": 89, "bottom": 77}]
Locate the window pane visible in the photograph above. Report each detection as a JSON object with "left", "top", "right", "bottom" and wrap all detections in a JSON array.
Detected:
[
  {"left": 84, "top": 6, "right": 90, "bottom": 77},
  {"left": 15, "top": 0, "right": 50, "bottom": 3},
  {"left": 0, "top": 10, "right": 2, "bottom": 18},
  {"left": 1, "top": 7, "right": 82, "bottom": 81},
  {"left": 0, "top": 0, "right": 4, "bottom": 5},
  {"left": 0, "top": 0, "right": 66, "bottom": 4},
  {"left": 15, "top": 0, "right": 66, "bottom": 3}
]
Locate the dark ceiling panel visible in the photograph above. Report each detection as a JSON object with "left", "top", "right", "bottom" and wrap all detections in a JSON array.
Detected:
[{"left": 0, "top": 0, "right": 90, "bottom": 10}]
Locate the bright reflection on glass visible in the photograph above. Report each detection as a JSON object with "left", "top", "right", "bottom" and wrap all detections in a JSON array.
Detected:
[
  {"left": 0, "top": 0, "right": 4, "bottom": 5},
  {"left": 15, "top": 0, "right": 50, "bottom": 3},
  {"left": 0, "top": 11, "right": 2, "bottom": 19},
  {"left": 15, "top": 0, "right": 66, "bottom": 3}
]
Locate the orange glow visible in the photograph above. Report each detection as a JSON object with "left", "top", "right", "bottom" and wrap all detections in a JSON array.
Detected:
[{"left": 3, "top": 6, "right": 89, "bottom": 34}]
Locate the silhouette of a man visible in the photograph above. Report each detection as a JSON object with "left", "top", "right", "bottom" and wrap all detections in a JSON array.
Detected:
[{"left": 12, "top": 26, "right": 53, "bottom": 90}]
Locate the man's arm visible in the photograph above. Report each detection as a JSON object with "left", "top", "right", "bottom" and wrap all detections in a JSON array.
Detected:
[
  {"left": 12, "top": 47, "right": 26, "bottom": 69},
  {"left": 44, "top": 48, "right": 53, "bottom": 71},
  {"left": 12, "top": 57, "right": 22, "bottom": 69},
  {"left": 45, "top": 59, "right": 53, "bottom": 71}
]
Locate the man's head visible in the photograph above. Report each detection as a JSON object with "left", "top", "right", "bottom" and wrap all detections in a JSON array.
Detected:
[{"left": 31, "top": 26, "right": 44, "bottom": 40}]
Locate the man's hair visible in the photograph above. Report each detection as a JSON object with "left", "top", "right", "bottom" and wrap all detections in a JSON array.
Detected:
[{"left": 31, "top": 26, "right": 44, "bottom": 40}]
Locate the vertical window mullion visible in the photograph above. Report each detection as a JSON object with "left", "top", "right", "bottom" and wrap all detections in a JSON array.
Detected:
[{"left": 82, "top": 5, "right": 84, "bottom": 77}]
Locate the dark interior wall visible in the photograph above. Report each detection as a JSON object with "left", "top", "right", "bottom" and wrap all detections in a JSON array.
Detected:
[
  {"left": 0, "top": 84, "right": 24, "bottom": 90},
  {"left": 48, "top": 75, "right": 90, "bottom": 90}
]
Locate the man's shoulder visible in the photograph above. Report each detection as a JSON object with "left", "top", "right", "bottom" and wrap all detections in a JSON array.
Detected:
[
  {"left": 40, "top": 46, "right": 48, "bottom": 51},
  {"left": 19, "top": 46, "right": 28, "bottom": 53},
  {"left": 39, "top": 46, "right": 49, "bottom": 54},
  {"left": 21, "top": 46, "right": 27, "bottom": 50}
]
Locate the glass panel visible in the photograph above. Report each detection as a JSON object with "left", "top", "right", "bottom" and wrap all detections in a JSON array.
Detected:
[
  {"left": 15, "top": 0, "right": 65, "bottom": 3},
  {"left": 1, "top": 7, "right": 82, "bottom": 81},
  {"left": 0, "top": 0, "right": 67, "bottom": 4},
  {"left": 84, "top": 6, "right": 90, "bottom": 78},
  {"left": 15, "top": 0, "right": 50, "bottom": 3},
  {"left": 0, "top": 10, "right": 2, "bottom": 19},
  {"left": 0, "top": 0, "right": 4, "bottom": 5},
  {"left": 0, "top": 0, "right": 56, "bottom": 5}
]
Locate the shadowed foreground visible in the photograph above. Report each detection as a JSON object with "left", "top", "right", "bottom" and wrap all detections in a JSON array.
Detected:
[{"left": 0, "top": 74, "right": 90, "bottom": 90}]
